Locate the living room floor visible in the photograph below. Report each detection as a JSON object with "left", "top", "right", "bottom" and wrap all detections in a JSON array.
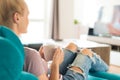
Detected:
[
  {"left": 109, "top": 64, "right": 120, "bottom": 74},
  {"left": 109, "top": 51, "right": 120, "bottom": 74}
]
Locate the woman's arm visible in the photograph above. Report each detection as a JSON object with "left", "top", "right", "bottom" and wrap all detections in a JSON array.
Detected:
[
  {"left": 38, "top": 73, "right": 49, "bottom": 80},
  {"left": 49, "top": 48, "right": 64, "bottom": 80}
]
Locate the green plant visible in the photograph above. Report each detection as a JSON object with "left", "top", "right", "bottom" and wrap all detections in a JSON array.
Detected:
[{"left": 74, "top": 19, "right": 79, "bottom": 24}]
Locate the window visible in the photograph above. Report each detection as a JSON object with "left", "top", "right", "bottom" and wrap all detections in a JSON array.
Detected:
[{"left": 21, "top": 0, "right": 52, "bottom": 44}]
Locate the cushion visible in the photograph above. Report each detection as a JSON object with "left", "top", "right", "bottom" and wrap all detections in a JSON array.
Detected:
[
  {"left": 0, "top": 26, "right": 38, "bottom": 80},
  {"left": 88, "top": 75, "right": 107, "bottom": 80},
  {"left": 0, "top": 37, "right": 23, "bottom": 80},
  {"left": 0, "top": 26, "right": 24, "bottom": 62},
  {"left": 89, "top": 72, "right": 120, "bottom": 80}
]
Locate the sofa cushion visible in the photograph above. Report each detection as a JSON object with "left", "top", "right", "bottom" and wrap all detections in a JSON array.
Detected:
[
  {"left": 88, "top": 75, "right": 107, "bottom": 80},
  {"left": 0, "top": 26, "right": 24, "bottom": 62},
  {"left": 0, "top": 37, "right": 23, "bottom": 80},
  {"left": 89, "top": 72, "right": 120, "bottom": 80},
  {"left": 0, "top": 26, "right": 38, "bottom": 80}
]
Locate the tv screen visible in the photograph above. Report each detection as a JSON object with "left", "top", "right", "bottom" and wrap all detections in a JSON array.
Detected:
[{"left": 93, "top": 5, "right": 120, "bottom": 37}]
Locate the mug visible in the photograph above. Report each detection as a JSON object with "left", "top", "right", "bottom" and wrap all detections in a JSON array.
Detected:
[{"left": 43, "top": 44, "right": 57, "bottom": 61}]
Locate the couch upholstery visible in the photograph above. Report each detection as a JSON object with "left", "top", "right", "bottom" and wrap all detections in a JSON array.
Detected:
[
  {"left": 0, "top": 26, "right": 38, "bottom": 80},
  {"left": 0, "top": 26, "right": 120, "bottom": 80},
  {"left": 89, "top": 72, "right": 120, "bottom": 80}
]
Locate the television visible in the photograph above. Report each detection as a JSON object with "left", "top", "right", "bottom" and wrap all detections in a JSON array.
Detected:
[
  {"left": 92, "top": 5, "right": 120, "bottom": 38},
  {"left": 93, "top": 22, "right": 110, "bottom": 37}
]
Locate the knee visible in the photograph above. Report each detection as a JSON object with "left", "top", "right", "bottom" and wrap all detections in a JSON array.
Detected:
[
  {"left": 81, "top": 48, "right": 93, "bottom": 58},
  {"left": 69, "top": 66, "right": 83, "bottom": 74}
]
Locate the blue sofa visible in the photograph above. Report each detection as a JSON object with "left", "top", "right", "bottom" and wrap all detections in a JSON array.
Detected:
[
  {"left": 0, "top": 26, "right": 120, "bottom": 80},
  {"left": 89, "top": 72, "right": 120, "bottom": 80}
]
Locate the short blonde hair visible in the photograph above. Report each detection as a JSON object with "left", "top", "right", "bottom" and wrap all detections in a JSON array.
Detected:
[{"left": 0, "top": 0, "right": 26, "bottom": 28}]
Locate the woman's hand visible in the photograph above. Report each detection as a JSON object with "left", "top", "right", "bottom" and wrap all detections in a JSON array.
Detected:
[
  {"left": 52, "top": 48, "right": 64, "bottom": 66},
  {"left": 50, "top": 48, "right": 64, "bottom": 80},
  {"left": 39, "top": 46, "right": 45, "bottom": 59}
]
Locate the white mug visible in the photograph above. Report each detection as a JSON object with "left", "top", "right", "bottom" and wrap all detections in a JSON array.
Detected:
[{"left": 43, "top": 44, "right": 57, "bottom": 61}]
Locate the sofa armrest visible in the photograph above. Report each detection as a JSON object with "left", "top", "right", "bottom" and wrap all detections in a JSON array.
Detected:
[
  {"left": 88, "top": 75, "right": 107, "bottom": 80},
  {"left": 89, "top": 72, "right": 120, "bottom": 80},
  {"left": 19, "top": 71, "right": 38, "bottom": 80},
  {"left": 24, "top": 43, "right": 43, "bottom": 51}
]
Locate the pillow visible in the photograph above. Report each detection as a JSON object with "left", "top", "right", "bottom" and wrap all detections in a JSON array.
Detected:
[{"left": 0, "top": 26, "right": 38, "bottom": 80}]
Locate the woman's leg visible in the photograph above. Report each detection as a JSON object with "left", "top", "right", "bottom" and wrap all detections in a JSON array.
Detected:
[
  {"left": 59, "top": 48, "right": 77, "bottom": 75},
  {"left": 62, "top": 50, "right": 94, "bottom": 80},
  {"left": 60, "top": 43, "right": 78, "bottom": 75},
  {"left": 61, "top": 48, "right": 109, "bottom": 80},
  {"left": 68, "top": 52, "right": 93, "bottom": 80},
  {"left": 89, "top": 52, "right": 109, "bottom": 72},
  {"left": 80, "top": 49, "right": 109, "bottom": 72},
  {"left": 62, "top": 69, "right": 84, "bottom": 80}
]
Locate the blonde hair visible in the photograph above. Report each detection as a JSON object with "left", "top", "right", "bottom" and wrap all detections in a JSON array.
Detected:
[{"left": 0, "top": 0, "right": 26, "bottom": 28}]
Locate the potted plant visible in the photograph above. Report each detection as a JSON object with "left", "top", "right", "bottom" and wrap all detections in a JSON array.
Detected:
[
  {"left": 74, "top": 19, "right": 80, "bottom": 25},
  {"left": 74, "top": 19, "right": 81, "bottom": 38}
]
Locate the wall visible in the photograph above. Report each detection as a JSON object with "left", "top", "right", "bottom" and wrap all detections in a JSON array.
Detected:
[{"left": 59, "top": 0, "right": 76, "bottom": 39}]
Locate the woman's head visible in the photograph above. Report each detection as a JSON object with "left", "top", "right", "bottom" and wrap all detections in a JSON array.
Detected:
[{"left": 0, "top": 0, "right": 29, "bottom": 35}]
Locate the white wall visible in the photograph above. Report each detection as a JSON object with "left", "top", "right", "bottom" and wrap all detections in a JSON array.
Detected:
[{"left": 59, "top": 0, "right": 76, "bottom": 39}]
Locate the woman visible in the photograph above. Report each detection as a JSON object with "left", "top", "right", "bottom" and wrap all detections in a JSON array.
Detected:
[
  {"left": 39, "top": 43, "right": 109, "bottom": 80},
  {"left": 0, "top": 0, "right": 108, "bottom": 80}
]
